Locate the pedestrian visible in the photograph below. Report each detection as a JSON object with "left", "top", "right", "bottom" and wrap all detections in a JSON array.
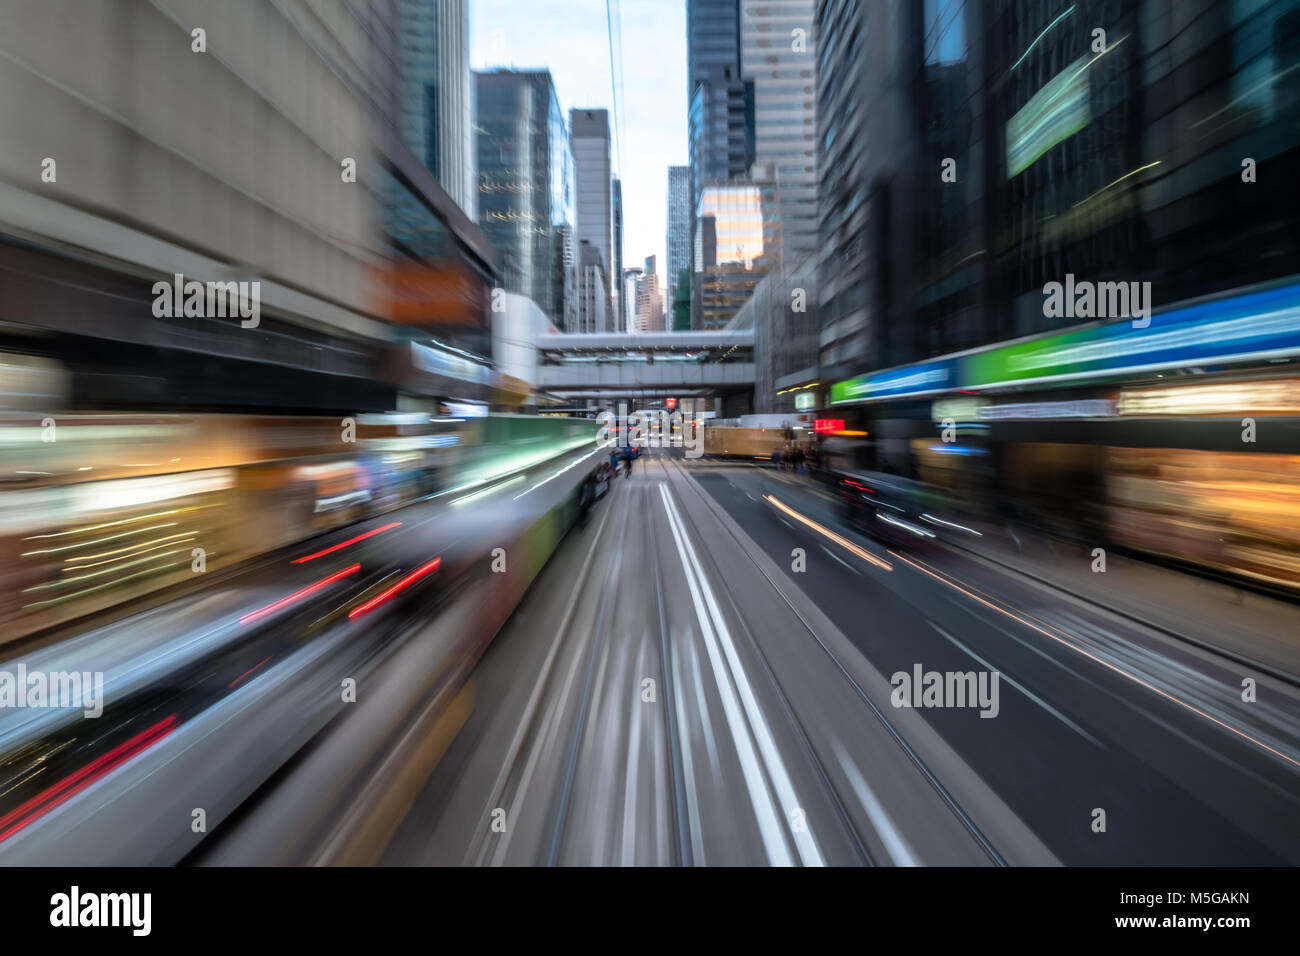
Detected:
[{"left": 577, "top": 475, "right": 594, "bottom": 527}]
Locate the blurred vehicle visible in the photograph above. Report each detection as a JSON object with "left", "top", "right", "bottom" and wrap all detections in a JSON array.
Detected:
[
  {"left": 836, "top": 470, "right": 982, "bottom": 551},
  {"left": 585, "top": 462, "right": 610, "bottom": 504},
  {"left": 0, "top": 408, "right": 600, "bottom": 643},
  {"left": 704, "top": 418, "right": 812, "bottom": 461}
]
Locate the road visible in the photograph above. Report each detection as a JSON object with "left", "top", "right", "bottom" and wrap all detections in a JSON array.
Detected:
[{"left": 382, "top": 453, "right": 1300, "bottom": 866}]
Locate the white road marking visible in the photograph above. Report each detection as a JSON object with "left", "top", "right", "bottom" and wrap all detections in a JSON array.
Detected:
[
  {"left": 658, "top": 483, "right": 792, "bottom": 865},
  {"left": 621, "top": 639, "right": 645, "bottom": 865},
  {"left": 659, "top": 482, "right": 825, "bottom": 866},
  {"left": 820, "top": 544, "right": 859, "bottom": 574},
  {"left": 830, "top": 739, "right": 920, "bottom": 866},
  {"left": 928, "top": 620, "right": 1105, "bottom": 749},
  {"left": 890, "top": 549, "right": 1300, "bottom": 769},
  {"left": 674, "top": 630, "right": 711, "bottom": 864}
]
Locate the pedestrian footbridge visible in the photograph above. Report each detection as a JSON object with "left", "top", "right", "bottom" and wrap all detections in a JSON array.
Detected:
[{"left": 535, "top": 331, "right": 754, "bottom": 395}]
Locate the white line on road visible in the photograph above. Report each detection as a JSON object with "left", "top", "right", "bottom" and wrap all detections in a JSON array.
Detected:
[
  {"left": 820, "top": 544, "right": 859, "bottom": 574},
  {"left": 659, "top": 482, "right": 825, "bottom": 866},
  {"left": 830, "top": 739, "right": 920, "bottom": 866},
  {"left": 676, "top": 630, "right": 713, "bottom": 865},
  {"left": 658, "top": 483, "right": 792, "bottom": 865},
  {"left": 928, "top": 620, "right": 1105, "bottom": 749},
  {"left": 889, "top": 548, "right": 1300, "bottom": 769},
  {"left": 621, "top": 639, "right": 645, "bottom": 865}
]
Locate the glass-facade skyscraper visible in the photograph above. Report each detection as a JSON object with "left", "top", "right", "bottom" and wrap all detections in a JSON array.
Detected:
[
  {"left": 693, "top": 180, "right": 781, "bottom": 329},
  {"left": 814, "top": 0, "right": 872, "bottom": 378},
  {"left": 612, "top": 178, "right": 625, "bottom": 331},
  {"left": 396, "top": 0, "right": 475, "bottom": 218},
  {"left": 815, "top": 0, "right": 1300, "bottom": 380},
  {"left": 666, "top": 165, "right": 692, "bottom": 310},
  {"left": 376, "top": 0, "right": 496, "bottom": 363},
  {"left": 474, "top": 70, "right": 576, "bottom": 326},
  {"left": 687, "top": 0, "right": 755, "bottom": 211}
]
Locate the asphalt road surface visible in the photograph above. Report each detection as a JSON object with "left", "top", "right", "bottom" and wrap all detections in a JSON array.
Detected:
[{"left": 382, "top": 454, "right": 1300, "bottom": 865}]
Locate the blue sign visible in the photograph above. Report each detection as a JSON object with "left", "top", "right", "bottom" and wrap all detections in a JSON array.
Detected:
[
  {"left": 831, "top": 360, "right": 957, "bottom": 403},
  {"left": 831, "top": 281, "right": 1300, "bottom": 403}
]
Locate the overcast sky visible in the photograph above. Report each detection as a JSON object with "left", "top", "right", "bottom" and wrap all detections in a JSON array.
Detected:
[{"left": 469, "top": 0, "right": 688, "bottom": 278}]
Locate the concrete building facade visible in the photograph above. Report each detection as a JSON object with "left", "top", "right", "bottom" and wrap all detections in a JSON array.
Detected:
[
  {"left": 741, "top": 0, "right": 818, "bottom": 257},
  {"left": 570, "top": 109, "right": 614, "bottom": 330}
]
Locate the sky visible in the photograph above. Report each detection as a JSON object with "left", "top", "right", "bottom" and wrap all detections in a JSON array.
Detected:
[{"left": 469, "top": 0, "right": 688, "bottom": 279}]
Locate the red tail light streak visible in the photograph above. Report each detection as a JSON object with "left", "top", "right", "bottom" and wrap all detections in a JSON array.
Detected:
[
  {"left": 0, "top": 714, "right": 179, "bottom": 845},
  {"left": 291, "top": 522, "right": 401, "bottom": 563},
  {"left": 240, "top": 563, "right": 361, "bottom": 626},
  {"left": 348, "top": 557, "right": 442, "bottom": 620}
]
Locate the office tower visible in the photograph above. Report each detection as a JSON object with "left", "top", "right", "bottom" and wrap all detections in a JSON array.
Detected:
[
  {"left": 671, "top": 269, "right": 692, "bottom": 331},
  {"left": 687, "top": 0, "right": 755, "bottom": 211},
  {"left": 724, "top": 254, "right": 819, "bottom": 412},
  {"left": 815, "top": 0, "right": 1300, "bottom": 572},
  {"left": 814, "top": 0, "right": 873, "bottom": 378},
  {"left": 570, "top": 109, "right": 614, "bottom": 327},
  {"left": 694, "top": 179, "right": 780, "bottom": 329},
  {"left": 666, "top": 165, "right": 692, "bottom": 307},
  {"left": 612, "top": 178, "right": 625, "bottom": 328},
  {"left": 622, "top": 266, "right": 642, "bottom": 333},
  {"left": 741, "top": 0, "right": 817, "bottom": 256},
  {"left": 816, "top": 0, "right": 1300, "bottom": 380},
  {"left": 574, "top": 240, "right": 609, "bottom": 334},
  {"left": 396, "top": 0, "right": 475, "bottom": 218},
  {"left": 635, "top": 255, "right": 666, "bottom": 333},
  {"left": 475, "top": 70, "right": 576, "bottom": 326}
]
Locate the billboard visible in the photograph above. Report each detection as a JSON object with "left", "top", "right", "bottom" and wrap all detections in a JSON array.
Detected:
[{"left": 831, "top": 281, "right": 1300, "bottom": 404}]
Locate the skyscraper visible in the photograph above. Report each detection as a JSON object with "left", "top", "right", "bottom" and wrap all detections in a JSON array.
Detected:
[
  {"left": 396, "top": 0, "right": 475, "bottom": 217},
  {"left": 815, "top": 0, "right": 1300, "bottom": 382},
  {"left": 474, "top": 70, "right": 575, "bottom": 326},
  {"left": 814, "top": 0, "right": 873, "bottom": 379},
  {"left": 693, "top": 179, "right": 781, "bottom": 329},
  {"left": 612, "top": 178, "right": 625, "bottom": 329},
  {"left": 570, "top": 109, "right": 614, "bottom": 331},
  {"left": 622, "top": 266, "right": 642, "bottom": 334},
  {"left": 666, "top": 165, "right": 691, "bottom": 308},
  {"left": 687, "top": 0, "right": 754, "bottom": 211},
  {"left": 574, "top": 240, "right": 609, "bottom": 334},
  {"left": 634, "top": 255, "right": 666, "bottom": 333},
  {"left": 741, "top": 0, "right": 817, "bottom": 257}
]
